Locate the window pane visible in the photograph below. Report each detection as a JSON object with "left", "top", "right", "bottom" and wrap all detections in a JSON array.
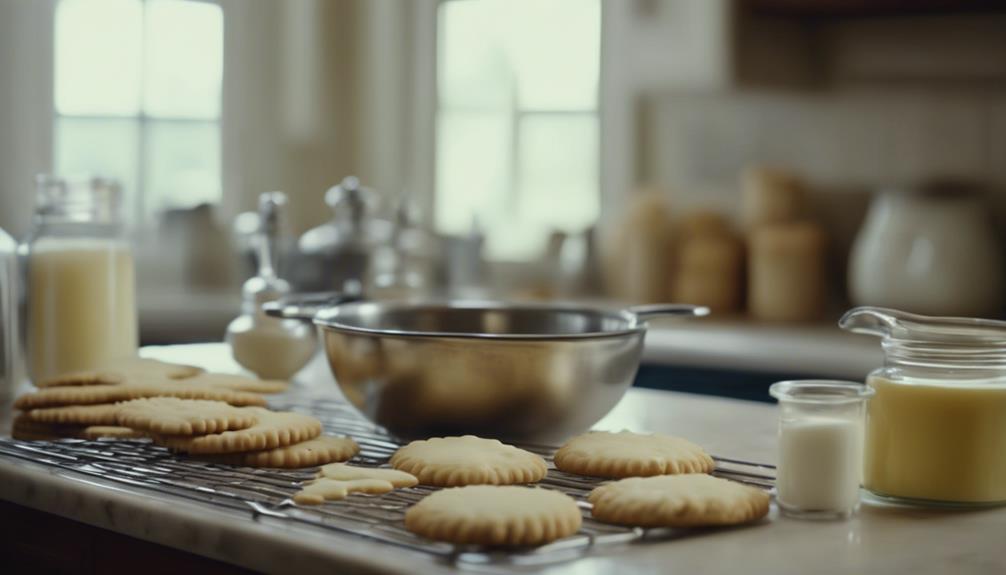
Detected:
[
  {"left": 55, "top": 117, "right": 140, "bottom": 221},
  {"left": 505, "top": 0, "right": 599, "bottom": 110},
  {"left": 144, "top": 121, "right": 221, "bottom": 218},
  {"left": 143, "top": 0, "right": 223, "bottom": 119},
  {"left": 55, "top": 0, "right": 143, "bottom": 116},
  {"left": 437, "top": 0, "right": 511, "bottom": 111},
  {"left": 516, "top": 114, "right": 599, "bottom": 231},
  {"left": 438, "top": 0, "right": 599, "bottom": 112},
  {"left": 435, "top": 112, "right": 511, "bottom": 236},
  {"left": 436, "top": 0, "right": 601, "bottom": 261}
]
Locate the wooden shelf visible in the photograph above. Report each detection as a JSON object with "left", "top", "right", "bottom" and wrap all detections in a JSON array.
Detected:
[{"left": 744, "top": 0, "right": 1006, "bottom": 19}]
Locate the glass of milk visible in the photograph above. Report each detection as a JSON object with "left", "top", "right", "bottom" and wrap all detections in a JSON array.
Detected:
[
  {"left": 22, "top": 175, "right": 137, "bottom": 383},
  {"left": 769, "top": 380, "right": 874, "bottom": 520}
]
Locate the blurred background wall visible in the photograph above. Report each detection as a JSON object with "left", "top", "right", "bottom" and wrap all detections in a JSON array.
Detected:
[
  {"left": 0, "top": 0, "right": 429, "bottom": 239},
  {"left": 1, "top": 0, "right": 1004, "bottom": 342}
]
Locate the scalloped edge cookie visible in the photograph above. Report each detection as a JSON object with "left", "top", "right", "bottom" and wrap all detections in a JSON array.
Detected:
[
  {"left": 36, "top": 357, "right": 204, "bottom": 387},
  {"left": 553, "top": 430, "right": 715, "bottom": 478},
  {"left": 116, "top": 397, "right": 259, "bottom": 436},
  {"left": 404, "top": 485, "right": 582, "bottom": 546},
  {"left": 390, "top": 435, "right": 547, "bottom": 486},
  {"left": 588, "top": 474, "right": 770, "bottom": 527},
  {"left": 151, "top": 408, "right": 321, "bottom": 454},
  {"left": 202, "top": 435, "right": 360, "bottom": 468},
  {"left": 14, "top": 382, "right": 268, "bottom": 410},
  {"left": 25, "top": 403, "right": 121, "bottom": 426}
]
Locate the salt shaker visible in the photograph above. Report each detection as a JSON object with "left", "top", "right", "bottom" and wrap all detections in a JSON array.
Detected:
[
  {"left": 769, "top": 380, "right": 874, "bottom": 519},
  {"left": 226, "top": 192, "right": 316, "bottom": 380}
]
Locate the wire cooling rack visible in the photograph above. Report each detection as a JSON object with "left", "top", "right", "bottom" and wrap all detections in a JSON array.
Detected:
[{"left": 0, "top": 396, "right": 775, "bottom": 569}]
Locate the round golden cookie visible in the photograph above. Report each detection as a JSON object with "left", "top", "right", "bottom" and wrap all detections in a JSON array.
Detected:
[
  {"left": 390, "top": 436, "right": 547, "bottom": 486},
  {"left": 405, "top": 486, "right": 582, "bottom": 546},
  {"left": 201, "top": 435, "right": 360, "bottom": 468},
  {"left": 185, "top": 373, "right": 289, "bottom": 395},
  {"left": 116, "top": 397, "right": 258, "bottom": 435},
  {"left": 14, "top": 382, "right": 268, "bottom": 410},
  {"left": 80, "top": 426, "right": 147, "bottom": 440},
  {"left": 151, "top": 408, "right": 322, "bottom": 454},
  {"left": 25, "top": 403, "right": 121, "bottom": 426},
  {"left": 588, "top": 474, "right": 770, "bottom": 527},
  {"left": 36, "top": 357, "right": 204, "bottom": 387},
  {"left": 553, "top": 430, "right": 715, "bottom": 478}
]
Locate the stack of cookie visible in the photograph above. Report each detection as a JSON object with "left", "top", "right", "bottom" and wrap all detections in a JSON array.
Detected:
[
  {"left": 115, "top": 397, "right": 359, "bottom": 468},
  {"left": 11, "top": 357, "right": 286, "bottom": 440},
  {"left": 14, "top": 359, "right": 364, "bottom": 469},
  {"left": 11, "top": 359, "right": 285, "bottom": 440}
]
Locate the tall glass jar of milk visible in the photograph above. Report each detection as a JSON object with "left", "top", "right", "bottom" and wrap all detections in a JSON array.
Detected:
[
  {"left": 840, "top": 306, "right": 1006, "bottom": 506},
  {"left": 23, "top": 175, "right": 137, "bottom": 383}
]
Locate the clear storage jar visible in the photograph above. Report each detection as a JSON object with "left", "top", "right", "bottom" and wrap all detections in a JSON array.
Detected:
[
  {"left": 840, "top": 306, "right": 1006, "bottom": 506},
  {"left": 23, "top": 175, "right": 138, "bottom": 383},
  {"left": 0, "top": 225, "right": 18, "bottom": 399}
]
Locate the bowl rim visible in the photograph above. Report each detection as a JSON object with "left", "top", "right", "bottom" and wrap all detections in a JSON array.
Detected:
[{"left": 312, "top": 300, "right": 649, "bottom": 341}]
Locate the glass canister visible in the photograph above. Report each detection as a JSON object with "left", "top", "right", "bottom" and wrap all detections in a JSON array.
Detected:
[
  {"left": 294, "top": 176, "right": 392, "bottom": 293},
  {"left": 1, "top": 225, "right": 18, "bottom": 400},
  {"left": 840, "top": 306, "right": 1006, "bottom": 506},
  {"left": 23, "top": 175, "right": 138, "bottom": 383}
]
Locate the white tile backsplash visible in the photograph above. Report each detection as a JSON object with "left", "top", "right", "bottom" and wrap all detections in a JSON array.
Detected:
[
  {"left": 645, "top": 88, "right": 1006, "bottom": 194},
  {"left": 640, "top": 87, "right": 1006, "bottom": 259}
]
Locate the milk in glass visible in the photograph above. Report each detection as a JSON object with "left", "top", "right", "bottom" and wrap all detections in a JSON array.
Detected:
[{"left": 24, "top": 176, "right": 137, "bottom": 383}]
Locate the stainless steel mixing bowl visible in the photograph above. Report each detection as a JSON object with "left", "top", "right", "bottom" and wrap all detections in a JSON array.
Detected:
[{"left": 269, "top": 299, "right": 707, "bottom": 441}]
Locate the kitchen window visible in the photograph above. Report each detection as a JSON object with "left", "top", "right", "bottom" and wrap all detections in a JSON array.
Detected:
[
  {"left": 435, "top": 0, "right": 601, "bottom": 261},
  {"left": 53, "top": 0, "right": 223, "bottom": 225}
]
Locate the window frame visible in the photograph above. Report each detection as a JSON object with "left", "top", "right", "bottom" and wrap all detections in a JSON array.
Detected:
[
  {"left": 430, "top": 0, "right": 602, "bottom": 262},
  {"left": 52, "top": 0, "right": 224, "bottom": 227}
]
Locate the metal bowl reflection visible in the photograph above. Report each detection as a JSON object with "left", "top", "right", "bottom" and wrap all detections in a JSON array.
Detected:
[{"left": 305, "top": 301, "right": 698, "bottom": 442}]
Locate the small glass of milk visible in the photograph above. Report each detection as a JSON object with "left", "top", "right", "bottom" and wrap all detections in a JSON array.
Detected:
[{"left": 769, "top": 380, "right": 874, "bottom": 520}]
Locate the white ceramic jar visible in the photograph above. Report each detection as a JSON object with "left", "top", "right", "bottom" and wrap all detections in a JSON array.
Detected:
[{"left": 849, "top": 189, "right": 1004, "bottom": 317}]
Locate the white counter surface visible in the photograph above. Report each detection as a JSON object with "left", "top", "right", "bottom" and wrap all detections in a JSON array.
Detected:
[
  {"left": 137, "top": 290, "right": 882, "bottom": 379},
  {"left": 643, "top": 317, "right": 882, "bottom": 379},
  {"left": 1, "top": 344, "right": 1000, "bottom": 575}
]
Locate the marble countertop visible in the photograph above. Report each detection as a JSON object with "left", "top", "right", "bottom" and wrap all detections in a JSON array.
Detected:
[{"left": 1, "top": 344, "right": 1002, "bottom": 575}]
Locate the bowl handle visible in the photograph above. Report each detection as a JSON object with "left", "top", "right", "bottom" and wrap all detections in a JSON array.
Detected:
[
  {"left": 263, "top": 292, "right": 361, "bottom": 321},
  {"left": 626, "top": 304, "right": 710, "bottom": 321}
]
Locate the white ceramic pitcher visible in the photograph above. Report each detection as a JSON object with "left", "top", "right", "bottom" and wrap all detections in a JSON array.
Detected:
[{"left": 849, "top": 187, "right": 1004, "bottom": 317}]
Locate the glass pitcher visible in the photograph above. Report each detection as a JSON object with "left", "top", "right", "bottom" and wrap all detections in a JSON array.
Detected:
[
  {"left": 840, "top": 306, "right": 1006, "bottom": 506},
  {"left": 23, "top": 175, "right": 138, "bottom": 383}
]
